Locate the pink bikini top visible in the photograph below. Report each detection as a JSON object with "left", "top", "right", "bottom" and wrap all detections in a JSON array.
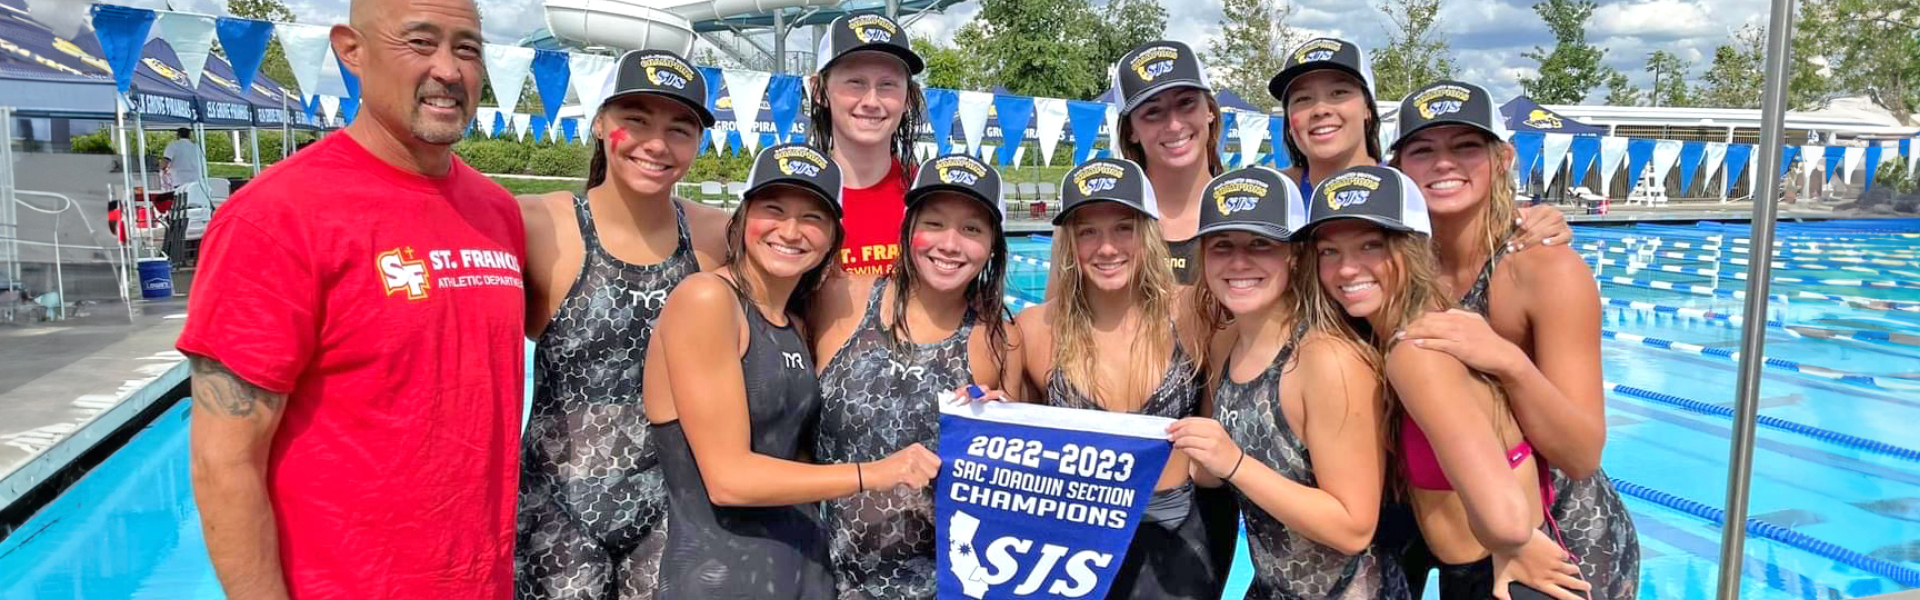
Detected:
[{"left": 1400, "top": 413, "right": 1539, "bottom": 491}]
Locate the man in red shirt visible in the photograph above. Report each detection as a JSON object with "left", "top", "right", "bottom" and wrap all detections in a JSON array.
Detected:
[
  {"left": 175, "top": 0, "right": 524, "bottom": 597},
  {"left": 808, "top": 14, "right": 924, "bottom": 275}
]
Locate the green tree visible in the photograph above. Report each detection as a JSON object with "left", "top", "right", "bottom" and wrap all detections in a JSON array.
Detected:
[
  {"left": 952, "top": 0, "right": 1163, "bottom": 99},
  {"left": 1694, "top": 25, "right": 1765, "bottom": 109},
  {"left": 913, "top": 38, "right": 987, "bottom": 91},
  {"left": 1091, "top": 0, "right": 1171, "bottom": 75},
  {"left": 1206, "top": 0, "right": 1300, "bottom": 109},
  {"left": 1793, "top": 0, "right": 1919, "bottom": 123},
  {"left": 1645, "top": 50, "right": 1693, "bottom": 107},
  {"left": 1370, "top": 0, "right": 1456, "bottom": 102},
  {"left": 227, "top": 0, "right": 297, "bottom": 91},
  {"left": 1603, "top": 70, "right": 1642, "bottom": 106},
  {"left": 1518, "top": 0, "right": 1609, "bottom": 103}
]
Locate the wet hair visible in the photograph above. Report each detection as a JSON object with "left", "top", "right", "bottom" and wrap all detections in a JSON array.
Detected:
[
  {"left": 1119, "top": 91, "right": 1226, "bottom": 178},
  {"left": 884, "top": 195, "right": 1014, "bottom": 374},
  {"left": 807, "top": 59, "right": 926, "bottom": 180},
  {"left": 584, "top": 97, "right": 700, "bottom": 191},
  {"left": 1048, "top": 209, "right": 1178, "bottom": 402},
  {"left": 1387, "top": 128, "right": 1519, "bottom": 264},
  {"left": 1280, "top": 71, "right": 1382, "bottom": 171},
  {"left": 1184, "top": 233, "right": 1300, "bottom": 369},
  {"left": 720, "top": 190, "right": 849, "bottom": 319}
]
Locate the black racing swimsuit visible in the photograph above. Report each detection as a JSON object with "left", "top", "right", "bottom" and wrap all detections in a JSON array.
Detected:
[
  {"left": 1168, "top": 237, "right": 1198, "bottom": 285},
  {"left": 1214, "top": 324, "right": 1409, "bottom": 600},
  {"left": 814, "top": 278, "right": 979, "bottom": 600},
  {"left": 1046, "top": 344, "right": 1219, "bottom": 600},
  {"left": 654, "top": 277, "right": 833, "bottom": 600},
  {"left": 517, "top": 196, "right": 697, "bottom": 600}
]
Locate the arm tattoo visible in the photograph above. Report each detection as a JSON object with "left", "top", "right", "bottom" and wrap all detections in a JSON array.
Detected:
[{"left": 191, "top": 357, "right": 284, "bottom": 417}]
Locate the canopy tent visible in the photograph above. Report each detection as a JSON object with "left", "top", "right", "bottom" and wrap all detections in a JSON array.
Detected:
[
  {"left": 1500, "top": 96, "right": 1607, "bottom": 135},
  {"left": 0, "top": 1, "right": 121, "bottom": 118}
]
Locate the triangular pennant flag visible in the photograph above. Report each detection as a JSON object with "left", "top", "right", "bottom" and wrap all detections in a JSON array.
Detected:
[
  {"left": 311, "top": 45, "right": 350, "bottom": 98},
  {"left": 957, "top": 90, "right": 992, "bottom": 158},
  {"left": 1650, "top": 140, "right": 1683, "bottom": 192},
  {"left": 993, "top": 94, "right": 1035, "bottom": 166},
  {"left": 474, "top": 108, "right": 496, "bottom": 137},
  {"left": 561, "top": 117, "right": 579, "bottom": 144},
  {"left": 1568, "top": 135, "right": 1600, "bottom": 188},
  {"left": 766, "top": 75, "right": 803, "bottom": 144},
  {"left": 1801, "top": 145, "right": 1821, "bottom": 182},
  {"left": 1862, "top": 143, "right": 1884, "bottom": 191},
  {"left": 512, "top": 113, "right": 531, "bottom": 141},
  {"left": 1236, "top": 112, "right": 1268, "bottom": 168},
  {"left": 273, "top": 23, "right": 330, "bottom": 97},
  {"left": 1218, "top": 111, "right": 1236, "bottom": 158},
  {"left": 568, "top": 53, "right": 617, "bottom": 120},
  {"left": 1066, "top": 100, "right": 1106, "bottom": 165},
  {"left": 334, "top": 52, "right": 361, "bottom": 123},
  {"left": 318, "top": 94, "right": 340, "bottom": 125},
  {"left": 1787, "top": 145, "right": 1809, "bottom": 178},
  {"left": 1822, "top": 146, "right": 1842, "bottom": 182},
  {"left": 721, "top": 68, "right": 771, "bottom": 155},
  {"left": 152, "top": 12, "right": 216, "bottom": 88},
  {"left": 1541, "top": 133, "right": 1573, "bottom": 188},
  {"left": 1105, "top": 104, "right": 1121, "bottom": 159},
  {"left": 1268, "top": 115, "right": 1289, "bottom": 168},
  {"left": 926, "top": 88, "right": 959, "bottom": 157},
  {"left": 530, "top": 114, "right": 548, "bottom": 142},
  {"left": 1908, "top": 139, "right": 1919, "bottom": 176},
  {"left": 215, "top": 17, "right": 274, "bottom": 91},
  {"left": 90, "top": 5, "right": 158, "bottom": 94},
  {"left": 1842, "top": 146, "right": 1864, "bottom": 185},
  {"left": 483, "top": 44, "right": 536, "bottom": 112},
  {"left": 1625, "top": 138, "right": 1656, "bottom": 194},
  {"left": 1676, "top": 141, "right": 1705, "bottom": 193},
  {"left": 1723, "top": 144, "right": 1753, "bottom": 195},
  {"left": 1034, "top": 98, "right": 1068, "bottom": 167},
  {"left": 1509, "top": 132, "right": 1544, "bottom": 186},
  {"left": 1599, "top": 137, "right": 1629, "bottom": 190},
  {"left": 29, "top": 0, "right": 96, "bottom": 40},
  {"left": 531, "top": 49, "right": 571, "bottom": 127},
  {"left": 1701, "top": 142, "right": 1728, "bottom": 190}
]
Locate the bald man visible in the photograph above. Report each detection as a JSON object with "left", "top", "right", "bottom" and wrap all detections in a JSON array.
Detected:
[{"left": 177, "top": 0, "right": 525, "bottom": 597}]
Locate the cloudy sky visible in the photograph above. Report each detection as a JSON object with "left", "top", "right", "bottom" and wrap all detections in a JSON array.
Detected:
[{"left": 275, "top": 0, "right": 1772, "bottom": 103}]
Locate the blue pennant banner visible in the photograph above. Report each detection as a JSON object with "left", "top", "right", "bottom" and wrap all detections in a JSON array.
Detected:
[
  {"left": 927, "top": 88, "right": 959, "bottom": 157},
  {"left": 1568, "top": 135, "right": 1601, "bottom": 188},
  {"left": 993, "top": 94, "right": 1034, "bottom": 167},
  {"left": 1626, "top": 138, "right": 1655, "bottom": 193},
  {"left": 531, "top": 49, "right": 572, "bottom": 127},
  {"left": 766, "top": 75, "right": 803, "bottom": 144},
  {"left": 1677, "top": 141, "right": 1705, "bottom": 193},
  {"left": 937, "top": 401, "right": 1171, "bottom": 600},
  {"left": 1863, "top": 144, "right": 1884, "bottom": 191},
  {"left": 1723, "top": 144, "right": 1753, "bottom": 195},
  {"left": 1268, "top": 116, "right": 1288, "bottom": 168},
  {"left": 1066, "top": 100, "right": 1107, "bottom": 165},
  {"left": 215, "top": 17, "right": 274, "bottom": 91},
  {"left": 91, "top": 5, "right": 157, "bottom": 94},
  {"left": 1778, "top": 145, "right": 1800, "bottom": 179},
  {"left": 1510, "top": 132, "right": 1545, "bottom": 186}
]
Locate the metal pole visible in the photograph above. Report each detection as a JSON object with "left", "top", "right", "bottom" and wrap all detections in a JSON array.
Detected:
[
  {"left": 1, "top": 107, "right": 18, "bottom": 293},
  {"left": 1714, "top": 0, "right": 1796, "bottom": 597},
  {"left": 132, "top": 106, "right": 151, "bottom": 261},
  {"left": 773, "top": 10, "right": 786, "bottom": 75},
  {"left": 250, "top": 127, "right": 261, "bottom": 175},
  {"left": 886, "top": 0, "right": 899, "bottom": 20}
]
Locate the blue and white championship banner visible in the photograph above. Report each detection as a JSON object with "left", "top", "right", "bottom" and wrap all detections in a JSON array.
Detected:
[{"left": 936, "top": 400, "right": 1173, "bottom": 600}]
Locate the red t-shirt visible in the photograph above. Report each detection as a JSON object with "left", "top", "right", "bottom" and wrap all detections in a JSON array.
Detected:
[
  {"left": 175, "top": 132, "right": 525, "bottom": 600},
  {"left": 838, "top": 160, "right": 908, "bottom": 275}
]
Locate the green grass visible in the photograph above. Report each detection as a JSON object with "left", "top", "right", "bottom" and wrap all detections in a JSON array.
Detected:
[{"left": 494, "top": 176, "right": 585, "bottom": 196}]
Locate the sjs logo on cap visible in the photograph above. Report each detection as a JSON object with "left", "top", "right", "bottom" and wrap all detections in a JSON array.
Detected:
[
  {"left": 1129, "top": 46, "right": 1182, "bottom": 83},
  {"left": 640, "top": 55, "right": 695, "bottom": 91},
  {"left": 1073, "top": 163, "right": 1126, "bottom": 196},
  {"left": 1293, "top": 39, "right": 1343, "bottom": 64},
  {"left": 1414, "top": 84, "right": 1472, "bottom": 119},
  {"left": 936, "top": 156, "right": 987, "bottom": 186},
  {"left": 1211, "top": 178, "right": 1269, "bottom": 216},
  {"left": 848, "top": 15, "right": 898, "bottom": 44},
  {"left": 776, "top": 146, "right": 829, "bottom": 178},
  {"left": 1322, "top": 171, "right": 1383, "bottom": 211}
]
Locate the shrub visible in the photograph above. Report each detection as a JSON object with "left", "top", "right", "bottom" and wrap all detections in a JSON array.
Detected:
[
  {"left": 526, "top": 143, "right": 588, "bottom": 178},
  {"left": 455, "top": 138, "right": 531, "bottom": 174},
  {"left": 69, "top": 130, "right": 114, "bottom": 154}
]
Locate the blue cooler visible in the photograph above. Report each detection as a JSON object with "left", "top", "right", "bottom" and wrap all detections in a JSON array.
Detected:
[{"left": 138, "top": 257, "right": 174, "bottom": 299}]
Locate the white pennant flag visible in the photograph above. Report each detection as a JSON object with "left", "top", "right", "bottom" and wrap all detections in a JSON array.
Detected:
[
  {"left": 314, "top": 45, "right": 352, "bottom": 98},
  {"left": 273, "top": 23, "right": 332, "bottom": 98},
  {"left": 27, "top": 0, "right": 94, "bottom": 40},
  {"left": 1105, "top": 104, "right": 1120, "bottom": 158},
  {"left": 512, "top": 113, "right": 532, "bottom": 141},
  {"left": 721, "top": 68, "right": 772, "bottom": 155},
  {"left": 1842, "top": 146, "right": 1864, "bottom": 184},
  {"left": 1599, "top": 137, "right": 1630, "bottom": 188},
  {"left": 1702, "top": 142, "right": 1728, "bottom": 190},
  {"left": 1542, "top": 133, "right": 1573, "bottom": 188},
  {"left": 957, "top": 91, "right": 993, "bottom": 158},
  {"left": 475, "top": 108, "right": 499, "bottom": 137},
  {"left": 1034, "top": 98, "right": 1068, "bottom": 167},
  {"left": 1235, "top": 111, "right": 1269, "bottom": 168},
  {"left": 568, "top": 53, "right": 618, "bottom": 120},
  {"left": 318, "top": 95, "right": 340, "bottom": 125},
  {"left": 151, "top": 12, "right": 217, "bottom": 88},
  {"left": 483, "top": 44, "right": 537, "bottom": 113},
  {"left": 1650, "top": 140, "right": 1683, "bottom": 190},
  {"left": 1908, "top": 142, "right": 1919, "bottom": 176}
]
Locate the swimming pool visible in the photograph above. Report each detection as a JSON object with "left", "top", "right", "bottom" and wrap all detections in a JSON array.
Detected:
[{"left": 4, "top": 220, "right": 1917, "bottom": 600}]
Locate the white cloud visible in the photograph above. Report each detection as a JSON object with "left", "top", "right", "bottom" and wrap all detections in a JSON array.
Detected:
[{"left": 1592, "top": 0, "right": 1717, "bottom": 39}]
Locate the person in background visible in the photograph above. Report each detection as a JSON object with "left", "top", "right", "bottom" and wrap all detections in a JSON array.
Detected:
[
  {"left": 1110, "top": 40, "right": 1226, "bottom": 285},
  {"left": 515, "top": 49, "right": 731, "bottom": 600},
  {"left": 163, "top": 126, "right": 203, "bottom": 188},
  {"left": 177, "top": 0, "right": 527, "bottom": 597},
  {"left": 107, "top": 200, "right": 125, "bottom": 245},
  {"left": 807, "top": 13, "right": 926, "bottom": 275}
]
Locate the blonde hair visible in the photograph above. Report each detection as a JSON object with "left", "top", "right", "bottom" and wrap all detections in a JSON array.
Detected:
[
  {"left": 1049, "top": 212, "right": 1179, "bottom": 403},
  {"left": 1388, "top": 130, "right": 1520, "bottom": 264}
]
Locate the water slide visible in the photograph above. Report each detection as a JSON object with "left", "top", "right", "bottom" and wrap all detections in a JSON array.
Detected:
[{"left": 544, "top": 0, "right": 842, "bottom": 55}]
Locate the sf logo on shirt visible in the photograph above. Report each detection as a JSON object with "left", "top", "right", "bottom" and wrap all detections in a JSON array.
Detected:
[{"left": 377, "top": 248, "right": 430, "bottom": 300}]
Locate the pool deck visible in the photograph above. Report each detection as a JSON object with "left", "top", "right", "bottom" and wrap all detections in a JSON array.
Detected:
[{"left": 0, "top": 291, "right": 189, "bottom": 510}]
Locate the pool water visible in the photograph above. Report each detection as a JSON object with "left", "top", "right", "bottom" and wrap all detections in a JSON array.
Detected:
[{"left": 4, "top": 221, "right": 1918, "bottom": 600}]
